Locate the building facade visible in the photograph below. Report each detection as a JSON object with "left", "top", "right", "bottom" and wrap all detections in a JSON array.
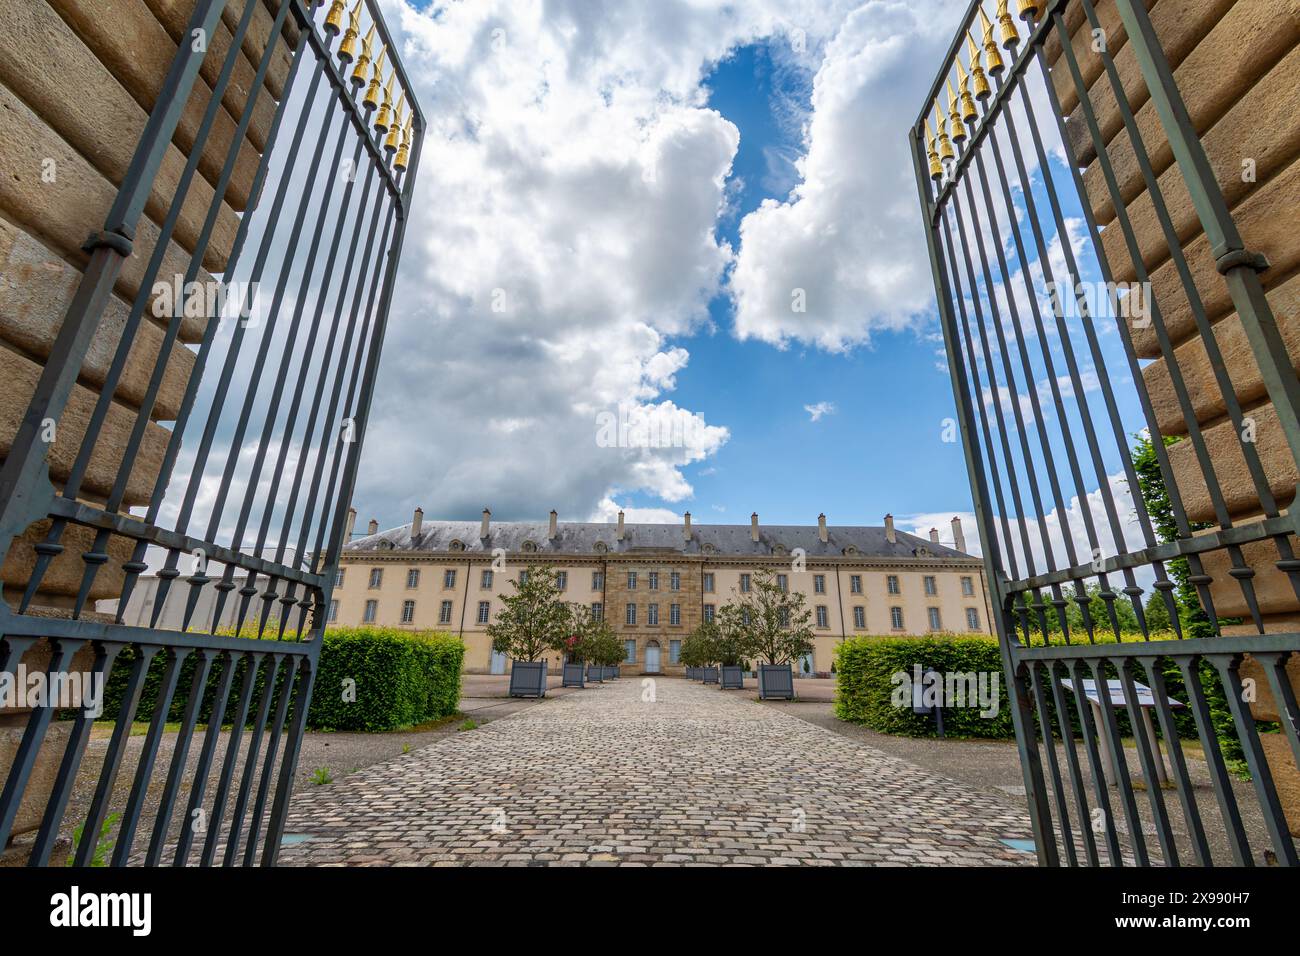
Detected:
[{"left": 331, "top": 508, "right": 993, "bottom": 676}]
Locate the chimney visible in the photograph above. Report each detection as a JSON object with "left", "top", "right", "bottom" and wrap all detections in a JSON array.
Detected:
[
  {"left": 951, "top": 515, "right": 966, "bottom": 553},
  {"left": 548, "top": 509, "right": 558, "bottom": 540},
  {"left": 884, "top": 513, "right": 895, "bottom": 544},
  {"left": 750, "top": 512, "right": 760, "bottom": 543},
  {"left": 411, "top": 507, "right": 423, "bottom": 539},
  {"left": 616, "top": 509, "right": 625, "bottom": 541},
  {"left": 480, "top": 508, "right": 491, "bottom": 539},
  {"left": 344, "top": 507, "right": 357, "bottom": 541},
  {"left": 683, "top": 511, "right": 692, "bottom": 540},
  {"left": 929, "top": 527, "right": 939, "bottom": 544},
  {"left": 367, "top": 518, "right": 378, "bottom": 536},
  {"left": 818, "top": 513, "right": 828, "bottom": 544}
]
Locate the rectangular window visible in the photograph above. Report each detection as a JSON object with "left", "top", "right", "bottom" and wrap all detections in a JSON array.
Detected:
[
  {"left": 647, "top": 604, "right": 659, "bottom": 626},
  {"left": 363, "top": 599, "right": 377, "bottom": 623},
  {"left": 890, "top": 606, "right": 904, "bottom": 630},
  {"left": 335, "top": 568, "right": 345, "bottom": 587},
  {"left": 477, "top": 601, "right": 490, "bottom": 624},
  {"left": 670, "top": 571, "right": 680, "bottom": 591},
  {"left": 481, "top": 569, "right": 494, "bottom": 589},
  {"left": 626, "top": 603, "right": 637, "bottom": 625},
  {"left": 961, "top": 576, "right": 974, "bottom": 597},
  {"left": 627, "top": 571, "right": 637, "bottom": 590},
  {"left": 519, "top": 570, "right": 529, "bottom": 585},
  {"left": 328, "top": 599, "right": 339, "bottom": 622},
  {"left": 648, "top": 571, "right": 659, "bottom": 590},
  {"left": 368, "top": 568, "right": 382, "bottom": 589},
  {"left": 887, "top": 575, "right": 900, "bottom": 595},
  {"left": 928, "top": 607, "right": 942, "bottom": 631},
  {"left": 669, "top": 640, "right": 681, "bottom": 664},
  {"left": 776, "top": 573, "right": 788, "bottom": 592},
  {"left": 406, "top": 568, "right": 420, "bottom": 589},
  {"left": 555, "top": 571, "right": 567, "bottom": 591},
  {"left": 443, "top": 569, "right": 456, "bottom": 589},
  {"left": 439, "top": 600, "right": 453, "bottom": 624},
  {"left": 740, "top": 573, "right": 751, "bottom": 593},
  {"left": 703, "top": 572, "right": 714, "bottom": 593},
  {"left": 401, "top": 599, "right": 415, "bottom": 624},
  {"left": 853, "top": 605, "right": 865, "bottom": 628},
  {"left": 703, "top": 604, "right": 715, "bottom": 623},
  {"left": 624, "top": 640, "right": 636, "bottom": 664},
  {"left": 924, "top": 575, "right": 937, "bottom": 596},
  {"left": 966, "top": 607, "right": 980, "bottom": 631},
  {"left": 592, "top": 571, "right": 604, "bottom": 590},
  {"left": 813, "top": 574, "right": 825, "bottom": 594},
  {"left": 815, "top": 605, "right": 828, "bottom": 628},
  {"left": 850, "top": 574, "right": 862, "bottom": 594},
  {"left": 591, "top": 602, "right": 603, "bottom": 621},
  {"left": 669, "top": 603, "right": 681, "bottom": 625}
]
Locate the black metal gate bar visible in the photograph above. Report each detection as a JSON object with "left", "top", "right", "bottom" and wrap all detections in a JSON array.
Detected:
[
  {"left": 912, "top": 0, "right": 1299, "bottom": 866},
  {"left": 0, "top": 0, "right": 423, "bottom": 866}
]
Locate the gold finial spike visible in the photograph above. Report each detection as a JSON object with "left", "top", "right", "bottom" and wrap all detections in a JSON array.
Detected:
[
  {"left": 967, "top": 32, "right": 991, "bottom": 99},
  {"left": 351, "top": 24, "right": 375, "bottom": 86},
  {"left": 385, "top": 94, "right": 406, "bottom": 151},
  {"left": 373, "top": 73, "right": 395, "bottom": 133},
  {"left": 979, "top": 9, "right": 1005, "bottom": 74},
  {"left": 363, "top": 45, "right": 387, "bottom": 111},
  {"left": 924, "top": 118, "right": 943, "bottom": 181},
  {"left": 324, "top": 0, "right": 346, "bottom": 36},
  {"left": 338, "top": 0, "right": 362, "bottom": 64},
  {"left": 395, "top": 116, "right": 413, "bottom": 171},
  {"left": 947, "top": 81, "right": 967, "bottom": 143},
  {"left": 935, "top": 103, "right": 955, "bottom": 162},
  {"left": 996, "top": 0, "right": 1020, "bottom": 49},
  {"left": 956, "top": 60, "right": 978, "bottom": 123},
  {"left": 1017, "top": 0, "right": 1041, "bottom": 21}
]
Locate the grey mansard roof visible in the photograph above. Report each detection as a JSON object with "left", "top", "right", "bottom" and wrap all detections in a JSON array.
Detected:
[{"left": 343, "top": 519, "right": 978, "bottom": 563}]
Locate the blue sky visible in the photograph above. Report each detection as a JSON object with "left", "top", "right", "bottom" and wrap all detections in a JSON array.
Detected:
[{"left": 618, "top": 39, "right": 973, "bottom": 531}]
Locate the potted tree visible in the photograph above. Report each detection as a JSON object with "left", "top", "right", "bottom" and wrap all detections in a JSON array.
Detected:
[
  {"left": 487, "top": 564, "right": 569, "bottom": 698},
  {"left": 679, "top": 625, "right": 716, "bottom": 681},
  {"left": 712, "top": 608, "right": 749, "bottom": 690},
  {"left": 722, "top": 567, "right": 814, "bottom": 700}
]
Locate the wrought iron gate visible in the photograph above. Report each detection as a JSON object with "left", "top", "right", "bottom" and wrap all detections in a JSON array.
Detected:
[
  {"left": 913, "top": 0, "right": 1299, "bottom": 865},
  {"left": 0, "top": 0, "right": 421, "bottom": 865}
]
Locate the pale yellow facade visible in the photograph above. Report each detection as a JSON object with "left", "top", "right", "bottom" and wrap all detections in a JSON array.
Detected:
[{"left": 329, "top": 514, "right": 994, "bottom": 676}]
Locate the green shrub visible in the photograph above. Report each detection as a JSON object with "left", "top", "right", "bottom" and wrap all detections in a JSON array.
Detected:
[
  {"left": 832, "top": 633, "right": 1240, "bottom": 749},
  {"left": 100, "top": 627, "right": 464, "bottom": 733}
]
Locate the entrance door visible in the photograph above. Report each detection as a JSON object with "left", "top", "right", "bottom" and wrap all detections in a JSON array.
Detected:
[
  {"left": 490, "top": 650, "right": 507, "bottom": 675},
  {"left": 644, "top": 641, "right": 661, "bottom": 674},
  {"left": 798, "top": 653, "right": 814, "bottom": 677}
]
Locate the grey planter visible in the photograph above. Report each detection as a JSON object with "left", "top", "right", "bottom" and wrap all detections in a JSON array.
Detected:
[
  {"left": 758, "top": 663, "right": 795, "bottom": 700},
  {"left": 562, "top": 663, "right": 586, "bottom": 688},
  {"left": 701, "top": 666, "right": 719, "bottom": 684},
  {"left": 606, "top": 666, "right": 619, "bottom": 680},
  {"left": 720, "top": 665, "right": 744, "bottom": 690},
  {"left": 508, "top": 660, "right": 548, "bottom": 698},
  {"left": 586, "top": 664, "right": 603, "bottom": 683}
]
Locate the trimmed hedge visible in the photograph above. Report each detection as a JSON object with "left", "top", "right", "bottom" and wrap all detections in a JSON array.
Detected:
[
  {"left": 100, "top": 628, "right": 464, "bottom": 733},
  {"left": 833, "top": 634, "right": 1238, "bottom": 748}
]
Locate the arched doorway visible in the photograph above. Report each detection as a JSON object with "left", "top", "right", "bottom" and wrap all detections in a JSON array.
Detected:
[{"left": 644, "top": 640, "right": 661, "bottom": 674}]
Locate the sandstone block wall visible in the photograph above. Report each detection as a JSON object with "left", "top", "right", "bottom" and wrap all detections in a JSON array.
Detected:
[
  {"left": 1045, "top": 0, "right": 1300, "bottom": 832},
  {"left": 0, "top": 0, "right": 294, "bottom": 608}
]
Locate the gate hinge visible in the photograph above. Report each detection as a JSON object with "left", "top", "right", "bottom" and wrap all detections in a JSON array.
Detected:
[
  {"left": 81, "top": 230, "right": 133, "bottom": 257},
  {"left": 1215, "top": 248, "right": 1270, "bottom": 275}
]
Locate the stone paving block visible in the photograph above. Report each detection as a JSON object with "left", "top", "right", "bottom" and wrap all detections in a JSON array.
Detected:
[{"left": 276, "top": 677, "right": 1035, "bottom": 867}]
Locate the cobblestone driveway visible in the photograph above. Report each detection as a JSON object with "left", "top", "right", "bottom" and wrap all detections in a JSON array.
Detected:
[{"left": 278, "top": 677, "right": 1036, "bottom": 866}]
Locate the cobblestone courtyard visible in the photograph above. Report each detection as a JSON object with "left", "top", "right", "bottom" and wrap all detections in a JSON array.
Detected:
[{"left": 278, "top": 677, "right": 1037, "bottom": 866}]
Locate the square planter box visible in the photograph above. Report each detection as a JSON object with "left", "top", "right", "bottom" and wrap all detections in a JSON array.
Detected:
[
  {"left": 509, "top": 660, "right": 548, "bottom": 698},
  {"left": 758, "top": 663, "right": 795, "bottom": 700},
  {"left": 720, "top": 665, "right": 745, "bottom": 690},
  {"left": 586, "top": 664, "right": 604, "bottom": 683},
  {"left": 562, "top": 663, "right": 586, "bottom": 688},
  {"left": 606, "top": 666, "right": 619, "bottom": 680},
  {"left": 701, "top": 666, "right": 719, "bottom": 685}
]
